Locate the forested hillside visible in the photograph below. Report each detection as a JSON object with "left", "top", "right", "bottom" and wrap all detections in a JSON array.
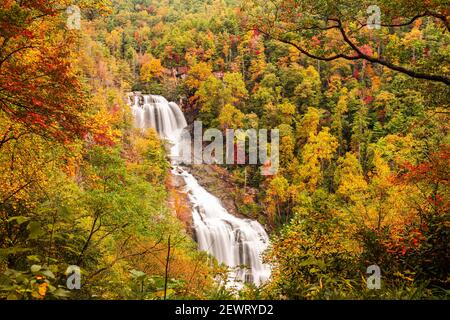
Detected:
[{"left": 0, "top": 0, "right": 448, "bottom": 300}]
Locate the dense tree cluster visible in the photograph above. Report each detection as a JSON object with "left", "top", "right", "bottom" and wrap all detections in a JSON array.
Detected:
[
  {"left": 0, "top": 0, "right": 218, "bottom": 300},
  {"left": 0, "top": 0, "right": 448, "bottom": 299}
]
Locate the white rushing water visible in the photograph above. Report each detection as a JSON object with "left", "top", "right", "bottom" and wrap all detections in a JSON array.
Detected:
[
  {"left": 131, "top": 94, "right": 187, "bottom": 142},
  {"left": 130, "top": 93, "right": 271, "bottom": 287}
]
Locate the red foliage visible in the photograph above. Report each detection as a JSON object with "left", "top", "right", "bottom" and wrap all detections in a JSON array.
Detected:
[
  {"left": 0, "top": 1, "right": 90, "bottom": 143},
  {"left": 363, "top": 95, "right": 374, "bottom": 105},
  {"left": 374, "top": 225, "right": 425, "bottom": 258},
  {"left": 396, "top": 146, "right": 450, "bottom": 215},
  {"left": 93, "top": 133, "right": 115, "bottom": 147},
  {"left": 311, "top": 36, "right": 321, "bottom": 47},
  {"left": 398, "top": 146, "right": 450, "bottom": 186},
  {"left": 359, "top": 44, "right": 374, "bottom": 56}
]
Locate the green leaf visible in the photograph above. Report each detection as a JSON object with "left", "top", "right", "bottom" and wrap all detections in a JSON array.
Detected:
[
  {"left": 6, "top": 293, "right": 19, "bottom": 300},
  {"left": 0, "top": 247, "right": 31, "bottom": 257},
  {"left": 30, "top": 265, "right": 42, "bottom": 273},
  {"left": 41, "top": 270, "right": 55, "bottom": 279},
  {"left": 26, "top": 255, "right": 41, "bottom": 263},
  {"left": 53, "top": 288, "right": 71, "bottom": 298},
  {"left": 27, "top": 221, "right": 45, "bottom": 240},
  {"left": 7, "top": 216, "right": 30, "bottom": 225},
  {"left": 155, "top": 288, "right": 174, "bottom": 298},
  {"left": 130, "top": 269, "right": 147, "bottom": 280}
]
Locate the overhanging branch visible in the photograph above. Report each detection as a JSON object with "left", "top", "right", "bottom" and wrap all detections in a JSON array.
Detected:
[
  {"left": 336, "top": 20, "right": 450, "bottom": 85},
  {"left": 257, "top": 19, "right": 450, "bottom": 86}
]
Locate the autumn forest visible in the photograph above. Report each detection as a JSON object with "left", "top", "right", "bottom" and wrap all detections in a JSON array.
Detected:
[{"left": 0, "top": 0, "right": 449, "bottom": 301}]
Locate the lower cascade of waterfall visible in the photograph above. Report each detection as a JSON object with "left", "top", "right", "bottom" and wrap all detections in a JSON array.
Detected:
[
  {"left": 130, "top": 93, "right": 271, "bottom": 287},
  {"left": 172, "top": 168, "right": 271, "bottom": 287}
]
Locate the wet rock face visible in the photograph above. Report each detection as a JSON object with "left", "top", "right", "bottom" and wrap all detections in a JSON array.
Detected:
[
  {"left": 187, "top": 164, "right": 241, "bottom": 218},
  {"left": 171, "top": 174, "right": 186, "bottom": 188}
]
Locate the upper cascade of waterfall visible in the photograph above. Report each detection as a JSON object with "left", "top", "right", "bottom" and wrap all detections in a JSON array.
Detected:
[{"left": 129, "top": 92, "right": 187, "bottom": 142}]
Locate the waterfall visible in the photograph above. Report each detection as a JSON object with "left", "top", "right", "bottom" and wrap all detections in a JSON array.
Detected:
[
  {"left": 172, "top": 169, "right": 271, "bottom": 287},
  {"left": 130, "top": 93, "right": 271, "bottom": 287},
  {"left": 131, "top": 94, "right": 187, "bottom": 142}
]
